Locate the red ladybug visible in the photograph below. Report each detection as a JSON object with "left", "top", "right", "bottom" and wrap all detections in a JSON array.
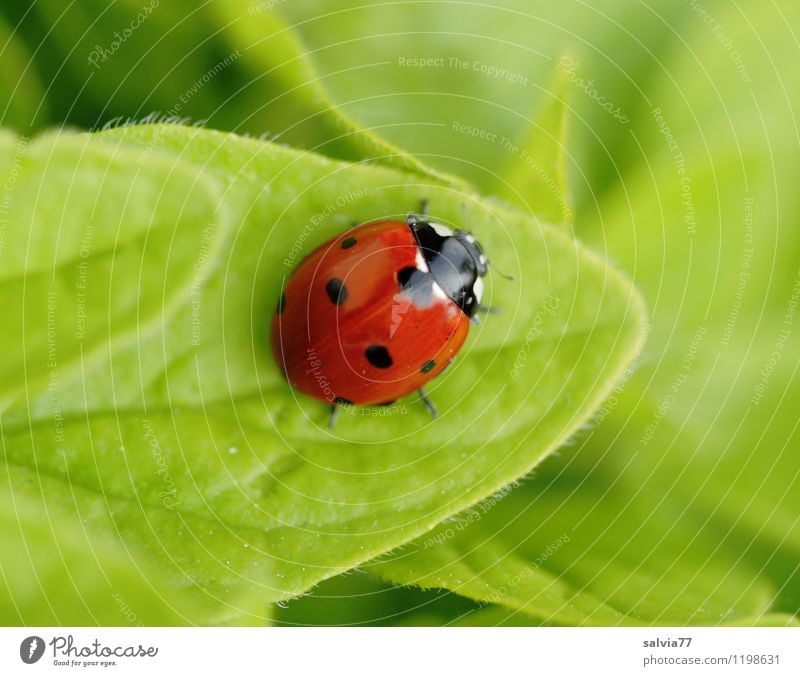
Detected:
[{"left": 271, "top": 202, "right": 491, "bottom": 425}]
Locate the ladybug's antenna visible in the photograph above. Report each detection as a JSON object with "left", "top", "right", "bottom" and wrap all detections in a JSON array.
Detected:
[
  {"left": 488, "top": 259, "right": 515, "bottom": 282},
  {"left": 460, "top": 203, "right": 514, "bottom": 281},
  {"left": 418, "top": 198, "right": 429, "bottom": 217}
]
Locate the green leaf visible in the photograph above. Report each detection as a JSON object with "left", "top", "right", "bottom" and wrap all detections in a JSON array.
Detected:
[
  {"left": 0, "top": 123, "right": 645, "bottom": 622},
  {"left": 371, "top": 133, "right": 800, "bottom": 628},
  {"left": 273, "top": 569, "right": 479, "bottom": 627},
  {"left": 203, "top": 0, "right": 463, "bottom": 185},
  {"left": 0, "top": 130, "right": 224, "bottom": 412},
  {"left": 448, "top": 606, "right": 800, "bottom": 627},
  {"left": 278, "top": 0, "right": 692, "bottom": 195},
  {"left": 570, "top": 98, "right": 800, "bottom": 619},
  {"left": 0, "top": 466, "right": 213, "bottom": 625},
  {"left": 449, "top": 605, "right": 550, "bottom": 626},
  {"left": 490, "top": 67, "right": 572, "bottom": 224},
  {"left": 371, "top": 454, "right": 782, "bottom": 626},
  {"left": 576, "top": 142, "right": 800, "bottom": 613},
  {"left": 5, "top": 1, "right": 459, "bottom": 186},
  {"left": 369, "top": 2, "right": 800, "bottom": 626},
  {"left": 0, "top": 14, "right": 47, "bottom": 132}
]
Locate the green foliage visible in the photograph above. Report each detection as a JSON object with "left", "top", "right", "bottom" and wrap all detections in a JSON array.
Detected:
[
  {"left": 0, "top": 131, "right": 222, "bottom": 412},
  {"left": 563, "top": 0, "right": 800, "bottom": 622},
  {"left": 0, "top": 0, "right": 797, "bottom": 628},
  {"left": 2, "top": 0, "right": 460, "bottom": 185},
  {"left": 489, "top": 68, "right": 572, "bottom": 223},
  {"left": 0, "top": 15, "right": 46, "bottom": 132},
  {"left": 0, "top": 123, "right": 644, "bottom": 623},
  {"left": 276, "top": 0, "right": 692, "bottom": 198},
  {"left": 360, "top": 1, "right": 800, "bottom": 627},
  {"left": 372, "top": 455, "right": 785, "bottom": 625},
  {"left": 0, "top": 472, "right": 215, "bottom": 625},
  {"left": 273, "top": 569, "right": 481, "bottom": 627}
]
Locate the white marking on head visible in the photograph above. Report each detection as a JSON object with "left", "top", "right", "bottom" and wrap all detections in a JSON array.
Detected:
[
  {"left": 429, "top": 221, "right": 454, "bottom": 238},
  {"left": 479, "top": 254, "right": 487, "bottom": 266},
  {"left": 431, "top": 279, "right": 449, "bottom": 301},
  {"left": 473, "top": 277, "right": 484, "bottom": 304}
]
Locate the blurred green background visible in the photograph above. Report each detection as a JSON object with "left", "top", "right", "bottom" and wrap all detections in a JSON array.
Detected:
[{"left": 1, "top": 0, "right": 798, "bottom": 626}]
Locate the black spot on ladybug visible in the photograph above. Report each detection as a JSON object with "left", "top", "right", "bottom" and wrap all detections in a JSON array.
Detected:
[
  {"left": 326, "top": 278, "right": 348, "bottom": 305},
  {"left": 341, "top": 237, "right": 357, "bottom": 249},
  {"left": 334, "top": 396, "right": 353, "bottom": 406},
  {"left": 397, "top": 266, "right": 417, "bottom": 287},
  {"left": 377, "top": 400, "right": 396, "bottom": 406},
  {"left": 276, "top": 292, "right": 286, "bottom": 315},
  {"left": 420, "top": 360, "right": 436, "bottom": 374},
  {"left": 365, "top": 345, "right": 393, "bottom": 369}
]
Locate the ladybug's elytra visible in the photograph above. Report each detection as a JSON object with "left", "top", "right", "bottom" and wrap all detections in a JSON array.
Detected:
[{"left": 271, "top": 201, "right": 494, "bottom": 425}]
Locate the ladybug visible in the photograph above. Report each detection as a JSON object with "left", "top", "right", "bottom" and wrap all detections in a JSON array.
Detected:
[{"left": 271, "top": 201, "right": 495, "bottom": 425}]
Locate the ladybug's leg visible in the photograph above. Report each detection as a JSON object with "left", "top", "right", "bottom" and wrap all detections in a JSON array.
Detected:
[
  {"left": 477, "top": 305, "right": 502, "bottom": 315},
  {"left": 330, "top": 397, "right": 354, "bottom": 427},
  {"left": 417, "top": 387, "right": 439, "bottom": 419},
  {"left": 418, "top": 198, "right": 429, "bottom": 216}
]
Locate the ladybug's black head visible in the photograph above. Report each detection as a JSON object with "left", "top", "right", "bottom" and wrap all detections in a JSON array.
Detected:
[
  {"left": 454, "top": 229, "right": 489, "bottom": 278},
  {"left": 408, "top": 214, "right": 488, "bottom": 318}
]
